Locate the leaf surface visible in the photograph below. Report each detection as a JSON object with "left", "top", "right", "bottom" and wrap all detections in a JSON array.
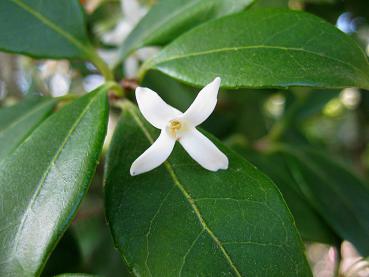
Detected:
[
  {"left": 119, "top": 0, "right": 254, "bottom": 59},
  {"left": 0, "top": 86, "right": 109, "bottom": 276},
  {"left": 0, "top": 96, "right": 56, "bottom": 162},
  {"left": 0, "top": 0, "right": 92, "bottom": 59},
  {"left": 145, "top": 9, "right": 369, "bottom": 90},
  {"left": 104, "top": 102, "right": 312, "bottom": 276}
]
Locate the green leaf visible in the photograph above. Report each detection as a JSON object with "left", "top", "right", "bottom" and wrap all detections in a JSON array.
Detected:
[
  {"left": 0, "top": 86, "right": 109, "bottom": 276},
  {"left": 73, "top": 214, "right": 132, "bottom": 277},
  {"left": 104, "top": 102, "right": 312, "bottom": 276},
  {"left": 119, "top": 0, "right": 254, "bottom": 60},
  {"left": 0, "top": 96, "right": 56, "bottom": 162},
  {"left": 244, "top": 150, "right": 338, "bottom": 244},
  {"left": 0, "top": 0, "right": 92, "bottom": 59},
  {"left": 289, "top": 90, "right": 338, "bottom": 122},
  {"left": 277, "top": 146, "right": 369, "bottom": 255},
  {"left": 143, "top": 9, "right": 369, "bottom": 90},
  {"left": 55, "top": 273, "right": 98, "bottom": 277}
]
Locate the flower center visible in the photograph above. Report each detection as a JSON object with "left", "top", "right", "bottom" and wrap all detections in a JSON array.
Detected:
[
  {"left": 168, "top": 119, "right": 184, "bottom": 139},
  {"left": 169, "top": 120, "right": 182, "bottom": 130}
]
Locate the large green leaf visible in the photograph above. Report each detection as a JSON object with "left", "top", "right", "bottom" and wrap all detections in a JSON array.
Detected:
[
  {"left": 0, "top": 96, "right": 56, "bottom": 162},
  {"left": 143, "top": 9, "right": 369, "bottom": 90},
  {"left": 0, "top": 0, "right": 92, "bottom": 59},
  {"left": 119, "top": 0, "right": 254, "bottom": 60},
  {"left": 104, "top": 102, "right": 311, "bottom": 276},
  {"left": 277, "top": 146, "right": 369, "bottom": 255},
  {"left": 0, "top": 86, "right": 109, "bottom": 276}
]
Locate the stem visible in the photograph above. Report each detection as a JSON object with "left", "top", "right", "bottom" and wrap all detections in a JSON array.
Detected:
[
  {"left": 86, "top": 50, "right": 125, "bottom": 97},
  {"left": 113, "top": 98, "right": 134, "bottom": 110},
  {"left": 267, "top": 91, "right": 310, "bottom": 142},
  {"left": 89, "top": 51, "right": 114, "bottom": 81},
  {"left": 104, "top": 81, "right": 124, "bottom": 98},
  {"left": 333, "top": 245, "right": 341, "bottom": 277},
  {"left": 137, "top": 59, "right": 152, "bottom": 82}
]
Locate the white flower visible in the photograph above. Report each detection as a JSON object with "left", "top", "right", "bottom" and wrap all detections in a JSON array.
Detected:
[{"left": 130, "top": 77, "right": 229, "bottom": 176}]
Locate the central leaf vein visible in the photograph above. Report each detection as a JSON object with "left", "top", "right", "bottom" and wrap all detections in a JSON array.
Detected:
[
  {"left": 127, "top": 105, "right": 242, "bottom": 277},
  {"left": 154, "top": 45, "right": 368, "bottom": 79},
  {"left": 13, "top": 92, "right": 99, "bottom": 256}
]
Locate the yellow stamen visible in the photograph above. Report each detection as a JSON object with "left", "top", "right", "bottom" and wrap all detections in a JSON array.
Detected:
[{"left": 169, "top": 120, "right": 182, "bottom": 138}]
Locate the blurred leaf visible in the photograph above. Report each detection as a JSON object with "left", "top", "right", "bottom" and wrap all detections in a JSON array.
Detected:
[
  {"left": 88, "top": 0, "right": 123, "bottom": 47},
  {"left": 0, "top": 96, "right": 56, "bottom": 161},
  {"left": 42, "top": 230, "right": 82, "bottom": 277},
  {"left": 0, "top": 86, "right": 109, "bottom": 276},
  {"left": 142, "top": 70, "right": 195, "bottom": 111},
  {"left": 0, "top": 0, "right": 92, "bottom": 59},
  {"left": 277, "top": 146, "right": 369, "bottom": 255},
  {"left": 73, "top": 215, "right": 131, "bottom": 277},
  {"left": 251, "top": 0, "right": 288, "bottom": 8},
  {"left": 243, "top": 149, "right": 339, "bottom": 244},
  {"left": 144, "top": 9, "right": 369, "bottom": 90},
  {"left": 291, "top": 91, "right": 339, "bottom": 122},
  {"left": 228, "top": 90, "right": 270, "bottom": 141},
  {"left": 55, "top": 273, "right": 98, "bottom": 277},
  {"left": 119, "top": 0, "right": 255, "bottom": 60},
  {"left": 104, "top": 102, "right": 312, "bottom": 276},
  {"left": 87, "top": 225, "right": 132, "bottom": 277}
]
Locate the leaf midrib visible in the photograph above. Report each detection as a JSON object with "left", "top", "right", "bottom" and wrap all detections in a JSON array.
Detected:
[
  {"left": 126, "top": 104, "right": 242, "bottom": 277},
  {"left": 11, "top": 92, "right": 100, "bottom": 261},
  {"left": 10, "top": 0, "right": 90, "bottom": 57},
  {"left": 153, "top": 45, "right": 369, "bottom": 81}
]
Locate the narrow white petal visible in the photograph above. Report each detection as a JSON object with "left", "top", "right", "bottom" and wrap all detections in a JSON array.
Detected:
[
  {"left": 179, "top": 128, "right": 228, "bottom": 171},
  {"left": 136, "top": 87, "right": 182, "bottom": 129},
  {"left": 130, "top": 131, "right": 175, "bottom": 176},
  {"left": 182, "top": 77, "right": 221, "bottom": 127}
]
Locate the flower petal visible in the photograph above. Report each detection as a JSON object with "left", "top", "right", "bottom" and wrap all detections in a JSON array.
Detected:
[
  {"left": 179, "top": 127, "right": 228, "bottom": 171},
  {"left": 136, "top": 87, "right": 182, "bottom": 129},
  {"left": 182, "top": 77, "right": 221, "bottom": 127},
  {"left": 130, "top": 130, "right": 175, "bottom": 176}
]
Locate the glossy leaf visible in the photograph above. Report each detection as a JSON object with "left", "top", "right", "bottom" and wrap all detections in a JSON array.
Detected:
[
  {"left": 105, "top": 102, "right": 311, "bottom": 276},
  {"left": 119, "top": 0, "right": 254, "bottom": 59},
  {"left": 0, "top": 86, "right": 109, "bottom": 276},
  {"left": 0, "top": 0, "right": 92, "bottom": 59},
  {"left": 277, "top": 146, "right": 369, "bottom": 255},
  {"left": 0, "top": 96, "right": 56, "bottom": 162},
  {"left": 144, "top": 9, "right": 369, "bottom": 90}
]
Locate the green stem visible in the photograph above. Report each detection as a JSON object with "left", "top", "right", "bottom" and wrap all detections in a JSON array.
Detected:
[
  {"left": 137, "top": 60, "right": 152, "bottom": 82},
  {"left": 89, "top": 51, "right": 114, "bottom": 82},
  {"left": 104, "top": 81, "right": 124, "bottom": 98},
  {"left": 267, "top": 91, "right": 310, "bottom": 142},
  {"left": 87, "top": 50, "right": 125, "bottom": 97}
]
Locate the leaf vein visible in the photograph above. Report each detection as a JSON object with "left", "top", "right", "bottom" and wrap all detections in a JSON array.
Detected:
[
  {"left": 154, "top": 45, "right": 368, "bottom": 79},
  {"left": 12, "top": 92, "right": 99, "bottom": 258},
  {"left": 127, "top": 105, "right": 242, "bottom": 277}
]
